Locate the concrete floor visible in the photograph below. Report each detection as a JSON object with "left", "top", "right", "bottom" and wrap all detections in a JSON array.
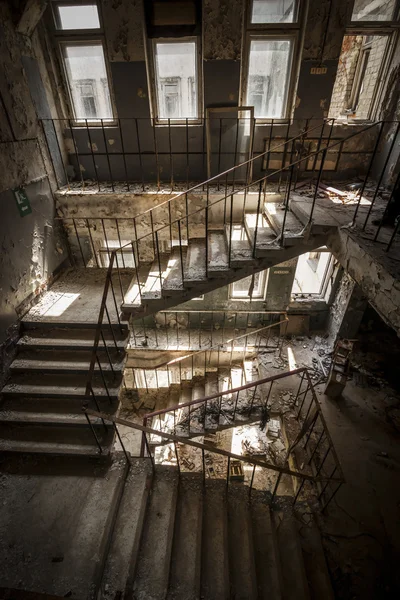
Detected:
[
  {"left": 0, "top": 454, "right": 128, "bottom": 598},
  {"left": 25, "top": 268, "right": 133, "bottom": 325}
]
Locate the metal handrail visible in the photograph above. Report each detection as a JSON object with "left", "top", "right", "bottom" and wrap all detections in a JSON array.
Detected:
[
  {"left": 114, "top": 119, "right": 384, "bottom": 253},
  {"left": 133, "top": 313, "right": 288, "bottom": 372}
]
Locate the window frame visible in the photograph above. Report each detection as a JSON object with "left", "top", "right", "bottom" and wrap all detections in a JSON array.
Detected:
[
  {"left": 230, "top": 270, "right": 268, "bottom": 301},
  {"left": 58, "top": 39, "right": 116, "bottom": 124},
  {"left": 52, "top": 1, "right": 102, "bottom": 33},
  {"left": 148, "top": 36, "right": 203, "bottom": 126},
  {"left": 349, "top": 0, "right": 400, "bottom": 28},
  {"left": 50, "top": 1, "right": 117, "bottom": 125},
  {"left": 241, "top": 32, "right": 298, "bottom": 122},
  {"left": 291, "top": 248, "right": 334, "bottom": 299},
  {"left": 332, "top": 28, "right": 396, "bottom": 122},
  {"left": 247, "top": 0, "right": 301, "bottom": 29}
]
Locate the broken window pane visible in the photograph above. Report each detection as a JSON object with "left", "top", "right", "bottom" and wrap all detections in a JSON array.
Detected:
[
  {"left": 56, "top": 3, "right": 100, "bottom": 29},
  {"left": 63, "top": 44, "right": 113, "bottom": 120},
  {"left": 251, "top": 0, "right": 298, "bottom": 23},
  {"left": 329, "top": 35, "right": 389, "bottom": 120},
  {"left": 351, "top": 0, "right": 396, "bottom": 22},
  {"left": 154, "top": 41, "right": 198, "bottom": 120},
  {"left": 246, "top": 39, "right": 293, "bottom": 119}
]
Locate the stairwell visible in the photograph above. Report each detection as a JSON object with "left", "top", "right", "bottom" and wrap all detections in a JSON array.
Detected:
[{"left": 99, "top": 459, "right": 334, "bottom": 600}]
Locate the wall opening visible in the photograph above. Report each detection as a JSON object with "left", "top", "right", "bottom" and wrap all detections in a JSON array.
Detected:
[{"left": 292, "top": 250, "right": 333, "bottom": 296}]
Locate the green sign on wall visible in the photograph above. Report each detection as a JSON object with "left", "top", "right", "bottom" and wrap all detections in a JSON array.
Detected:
[{"left": 14, "top": 187, "right": 32, "bottom": 217}]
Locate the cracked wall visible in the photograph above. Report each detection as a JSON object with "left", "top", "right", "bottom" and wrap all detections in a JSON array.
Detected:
[{"left": 0, "top": 3, "right": 68, "bottom": 342}]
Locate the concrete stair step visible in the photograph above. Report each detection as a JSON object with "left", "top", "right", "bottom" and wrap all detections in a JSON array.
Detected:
[
  {"left": 22, "top": 320, "right": 129, "bottom": 332},
  {"left": 162, "top": 247, "right": 186, "bottom": 295},
  {"left": 251, "top": 495, "right": 283, "bottom": 600},
  {"left": 207, "top": 231, "right": 230, "bottom": 275},
  {"left": 227, "top": 484, "right": 258, "bottom": 600},
  {"left": 184, "top": 239, "right": 207, "bottom": 284},
  {"left": 0, "top": 410, "right": 108, "bottom": 427},
  {"left": 10, "top": 350, "right": 124, "bottom": 374},
  {"left": 298, "top": 514, "right": 335, "bottom": 600},
  {"left": 273, "top": 511, "right": 311, "bottom": 600},
  {"left": 141, "top": 255, "right": 170, "bottom": 301},
  {"left": 244, "top": 213, "right": 278, "bottom": 256},
  {"left": 0, "top": 395, "right": 118, "bottom": 414},
  {"left": 0, "top": 423, "right": 114, "bottom": 456},
  {"left": 201, "top": 479, "right": 229, "bottom": 600},
  {"left": 174, "top": 387, "right": 192, "bottom": 438},
  {"left": 263, "top": 202, "right": 304, "bottom": 243},
  {"left": 224, "top": 225, "right": 255, "bottom": 267},
  {"left": 18, "top": 327, "right": 128, "bottom": 351},
  {"left": 133, "top": 466, "right": 179, "bottom": 600},
  {"left": 167, "top": 473, "right": 203, "bottom": 600},
  {"left": 100, "top": 458, "right": 153, "bottom": 600},
  {"left": 2, "top": 374, "right": 121, "bottom": 400}
]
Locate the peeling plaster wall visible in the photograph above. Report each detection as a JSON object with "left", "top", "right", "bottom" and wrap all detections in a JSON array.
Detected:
[
  {"left": 0, "top": 4, "right": 68, "bottom": 342},
  {"left": 328, "top": 229, "right": 400, "bottom": 337},
  {"left": 203, "top": 0, "right": 243, "bottom": 61},
  {"left": 327, "top": 271, "right": 367, "bottom": 342}
]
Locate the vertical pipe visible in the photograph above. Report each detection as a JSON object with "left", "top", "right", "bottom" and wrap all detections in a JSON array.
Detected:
[{"left": 168, "top": 117, "right": 174, "bottom": 190}]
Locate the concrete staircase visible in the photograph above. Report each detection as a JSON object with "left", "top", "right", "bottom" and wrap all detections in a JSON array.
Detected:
[
  {"left": 100, "top": 461, "right": 334, "bottom": 600},
  {"left": 123, "top": 201, "right": 327, "bottom": 316},
  {"left": 0, "top": 320, "right": 129, "bottom": 456},
  {"left": 144, "top": 364, "right": 265, "bottom": 446}
]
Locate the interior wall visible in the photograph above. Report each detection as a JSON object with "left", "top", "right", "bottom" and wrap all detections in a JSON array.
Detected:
[
  {"left": 45, "top": 0, "right": 400, "bottom": 186},
  {"left": 0, "top": 4, "right": 68, "bottom": 343}
]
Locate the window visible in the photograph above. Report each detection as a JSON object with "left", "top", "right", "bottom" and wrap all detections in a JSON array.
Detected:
[
  {"left": 62, "top": 43, "right": 113, "bottom": 120},
  {"left": 231, "top": 271, "right": 267, "bottom": 299},
  {"left": 351, "top": 0, "right": 397, "bottom": 22},
  {"left": 53, "top": 2, "right": 100, "bottom": 30},
  {"left": 153, "top": 39, "right": 199, "bottom": 121},
  {"left": 245, "top": 38, "right": 294, "bottom": 119},
  {"left": 291, "top": 250, "right": 333, "bottom": 296},
  {"left": 329, "top": 35, "right": 390, "bottom": 120},
  {"left": 251, "top": 0, "right": 299, "bottom": 23}
]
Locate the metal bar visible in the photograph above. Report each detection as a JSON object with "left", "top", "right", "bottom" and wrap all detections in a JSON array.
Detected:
[
  {"left": 104, "top": 304, "right": 119, "bottom": 350},
  {"left": 321, "top": 482, "right": 342, "bottom": 512},
  {"left": 96, "top": 356, "right": 112, "bottom": 404},
  {"left": 318, "top": 465, "right": 337, "bottom": 501},
  {"left": 101, "top": 218, "right": 111, "bottom": 262},
  {"left": 101, "top": 118, "right": 114, "bottom": 191},
  {"left": 307, "top": 429, "right": 325, "bottom": 466},
  {"left": 155, "top": 231, "right": 162, "bottom": 291},
  {"left": 118, "top": 118, "right": 130, "bottom": 192},
  {"left": 86, "top": 218, "right": 100, "bottom": 267},
  {"left": 205, "top": 185, "right": 209, "bottom": 277},
  {"left": 186, "top": 117, "right": 190, "bottom": 189},
  {"left": 280, "top": 165, "right": 294, "bottom": 247},
  {"left": 101, "top": 330, "right": 115, "bottom": 377},
  {"left": 228, "top": 193, "right": 233, "bottom": 267},
  {"left": 308, "top": 149, "right": 326, "bottom": 225},
  {"left": 114, "top": 252, "right": 125, "bottom": 304},
  {"left": 352, "top": 122, "right": 384, "bottom": 226},
  {"left": 202, "top": 447, "right": 206, "bottom": 485},
  {"left": 168, "top": 117, "right": 174, "bottom": 190},
  {"left": 68, "top": 118, "right": 85, "bottom": 189},
  {"left": 253, "top": 181, "right": 262, "bottom": 258},
  {"left": 174, "top": 441, "right": 180, "bottom": 475},
  {"left": 84, "top": 411, "right": 103, "bottom": 453},
  {"left": 386, "top": 215, "right": 400, "bottom": 252},
  {"left": 72, "top": 218, "right": 85, "bottom": 266},
  {"left": 178, "top": 220, "right": 184, "bottom": 285},
  {"left": 217, "top": 118, "right": 222, "bottom": 191},
  {"left": 113, "top": 421, "right": 132, "bottom": 465},
  {"left": 227, "top": 455, "right": 230, "bottom": 488},
  {"left": 374, "top": 167, "right": 400, "bottom": 242},
  {"left": 49, "top": 119, "right": 70, "bottom": 188},
  {"left": 152, "top": 117, "right": 160, "bottom": 189},
  {"left": 85, "top": 119, "right": 100, "bottom": 191},
  {"left": 115, "top": 219, "right": 126, "bottom": 268},
  {"left": 135, "top": 118, "right": 145, "bottom": 191},
  {"left": 185, "top": 193, "right": 189, "bottom": 241},
  {"left": 249, "top": 464, "right": 256, "bottom": 496}
]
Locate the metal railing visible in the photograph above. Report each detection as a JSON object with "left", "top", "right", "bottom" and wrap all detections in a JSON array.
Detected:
[
  {"left": 45, "top": 117, "right": 342, "bottom": 191},
  {"left": 84, "top": 400, "right": 344, "bottom": 510},
  {"left": 139, "top": 366, "right": 344, "bottom": 511},
  {"left": 129, "top": 312, "right": 288, "bottom": 393},
  {"left": 81, "top": 252, "right": 128, "bottom": 453},
  {"left": 59, "top": 120, "right": 400, "bottom": 295}
]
